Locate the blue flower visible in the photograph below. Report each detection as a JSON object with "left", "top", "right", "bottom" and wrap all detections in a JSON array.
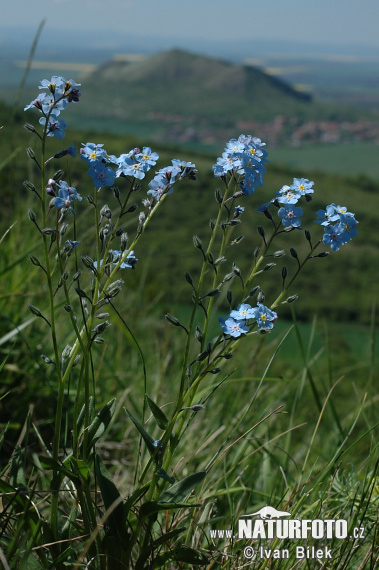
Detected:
[
  {"left": 116, "top": 155, "right": 148, "bottom": 179},
  {"left": 278, "top": 204, "right": 303, "bottom": 228},
  {"left": 230, "top": 303, "right": 255, "bottom": 320},
  {"left": 314, "top": 204, "right": 340, "bottom": 226},
  {"left": 322, "top": 224, "right": 347, "bottom": 251},
  {"left": 253, "top": 303, "right": 278, "bottom": 330},
  {"left": 276, "top": 184, "right": 302, "bottom": 205},
  {"left": 234, "top": 205, "right": 245, "bottom": 218},
  {"left": 339, "top": 213, "right": 358, "bottom": 240},
  {"left": 147, "top": 175, "right": 171, "bottom": 200},
  {"left": 39, "top": 114, "right": 67, "bottom": 139},
  {"left": 39, "top": 76, "right": 66, "bottom": 94},
  {"left": 57, "top": 181, "right": 82, "bottom": 202},
  {"left": 54, "top": 187, "right": 73, "bottom": 210},
  {"left": 81, "top": 142, "right": 108, "bottom": 165},
  {"left": 291, "top": 178, "right": 314, "bottom": 195},
  {"left": 136, "top": 147, "right": 159, "bottom": 166},
  {"left": 88, "top": 162, "right": 116, "bottom": 189},
  {"left": 218, "top": 316, "right": 249, "bottom": 338},
  {"left": 24, "top": 94, "right": 46, "bottom": 112}
]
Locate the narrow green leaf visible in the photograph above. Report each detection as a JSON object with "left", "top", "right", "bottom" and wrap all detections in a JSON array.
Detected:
[
  {"left": 139, "top": 500, "right": 200, "bottom": 519},
  {"left": 85, "top": 398, "right": 116, "bottom": 453},
  {"left": 9, "top": 446, "right": 27, "bottom": 489},
  {"left": 39, "top": 456, "right": 81, "bottom": 487},
  {"left": 124, "top": 407, "right": 155, "bottom": 454},
  {"left": 156, "top": 468, "right": 175, "bottom": 484},
  {"left": 95, "top": 453, "right": 125, "bottom": 536},
  {"left": 158, "top": 471, "right": 206, "bottom": 504},
  {"left": 146, "top": 394, "right": 169, "bottom": 429}
]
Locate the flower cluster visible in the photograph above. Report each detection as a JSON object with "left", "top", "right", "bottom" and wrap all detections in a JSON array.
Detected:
[
  {"left": 218, "top": 303, "right": 278, "bottom": 337},
  {"left": 24, "top": 75, "right": 81, "bottom": 139},
  {"left": 212, "top": 134, "right": 268, "bottom": 195},
  {"left": 79, "top": 143, "right": 197, "bottom": 193},
  {"left": 258, "top": 177, "right": 315, "bottom": 229},
  {"left": 315, "top": 204, "right": 359, "bottom": 251}
]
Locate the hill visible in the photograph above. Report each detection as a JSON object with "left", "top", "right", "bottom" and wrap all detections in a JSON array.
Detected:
[
  {"left": 86, "top": 48, "right": 311, "bottom": 118},
  {"left": 61, "top": 48, "right": 373, "bottom": 146}
]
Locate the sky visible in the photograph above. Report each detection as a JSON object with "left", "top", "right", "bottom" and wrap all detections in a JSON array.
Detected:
[{"left": 2, "top": 0, "right": 379, "bottom": 57}]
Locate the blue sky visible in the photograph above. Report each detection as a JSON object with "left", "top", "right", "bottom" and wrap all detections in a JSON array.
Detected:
[{"left": 3, "top": 0, "right": 379, "bottom": 54}]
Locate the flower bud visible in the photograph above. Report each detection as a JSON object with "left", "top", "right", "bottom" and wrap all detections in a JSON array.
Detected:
[
  {"left": 28, "top": 209, "right": 37, "bottom": 223},
  {"left": 286, "top": 295, "right": 298, "bottom": 303},
  {"left": 24, "top": 123, "right": 37, "bottom": 133},
  {"left": 273, "top": 250, "right": 285, "bottom": 258},
  {"left": 26, "top": 147, "right": 36, "bottom": 160},
  {"left": 193, "top": 235, "right": 203, "bottom": 249},
  {"left": 185, "top": 272, "right": 193, "bottom": 285},
  {"left": 257, "top": 226, "right": 265, "bottom": 238},
  {"left": 290, "top": 248, "right": 299, "bottom": 259},
  {"left": 23, "top": 180, "right": 36, "bottom": 193},
  {"left": 92, "top": 321, "right": 111, "bottom": 335}
]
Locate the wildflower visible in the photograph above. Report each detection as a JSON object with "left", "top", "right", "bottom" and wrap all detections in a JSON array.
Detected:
[
  {"left": 339, "top": 213, "right": 358, "bottom": 240},
  {"left": 253, "top": 303, "right": 278, "bottom": 330},
  {"left": 116, "top": 155, "right": 148, "bottom": 179},
  {"left": 136, "top": 147, "right": 159, "bottom": 166},
  {"left": 80, "top": 142, "right": 108, "bottom": 165},
  {"left": 39, "top": 113, "right": 67, "bottom": 139},
  {"left": 278, "top": 204, "right": 303, "bottom": 228},
  {"left": 234, "top": 205, "right": 245, "bottom": 218},
  {"left": 88, "top": 162, "right": 117, "bottom": 189},
  {"left": 230, "top": 303, "right": 255, "bottom": 320},
  {"left": 57, "top": 181, "right": 82, "bottom": 202},
  {"left": 218, "top": 316, "right": 249, "bottom": 338},
  {"left": 314, "top": 204, "right": 340, "bottom": 226},
  {"left": 322, "top": 224, "right": 347, "bottom": 251},
  {"left": 276, "top": 184, "right": 302, "bottom": 205},
  {"left": 147, "top": 175, "right": 173, "bottom": 200},
  {"left": 291, "top": 178, "right": 314, "bottom": 195},
  {"left": 54, "top": 187, "right": 74, "bottom": 210}
]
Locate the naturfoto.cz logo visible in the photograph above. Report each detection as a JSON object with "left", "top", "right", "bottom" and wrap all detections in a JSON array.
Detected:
[{"left": 209, "top": 505, "right": 365, "bottom": 561}]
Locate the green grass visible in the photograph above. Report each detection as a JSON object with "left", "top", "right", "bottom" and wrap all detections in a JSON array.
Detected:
[{"left": 269, "top": 142, "right": 379, "bottom": 180}]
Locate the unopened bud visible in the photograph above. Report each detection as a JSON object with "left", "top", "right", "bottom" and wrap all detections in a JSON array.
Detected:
[
  {"left": 26, "top": 147, "right": 36, "bottom": 160},
  {"left": 257, "top": 226, "right": 265, "bottom": 238},
  {"left": 185, "top": 272, "right": 193, "bottom": 285},
  {"left": 28, "top": 209, "right": 37, "bottom": 223},
  {"left": 92, "top": 321, "right": 111, "bottom": 335},
  {"left": 290, "top": 248, "right": 299, "bottom": 259},
  {"left": 193, "top": 235, "right": 203, "bottom": 250},
  {"left": 24, "top": 123, "right": 36, "bottom": 133},
  {"left": 23, "top": 180, "right": 36, "bottom": 193}
]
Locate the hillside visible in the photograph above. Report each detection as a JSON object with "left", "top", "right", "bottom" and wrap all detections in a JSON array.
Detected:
[
  {"left": 86, "top": 48, "right": 311, "bottom": 117},
  {"left": 59, "top": 48, "right": 374, "bottom": 146}
]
